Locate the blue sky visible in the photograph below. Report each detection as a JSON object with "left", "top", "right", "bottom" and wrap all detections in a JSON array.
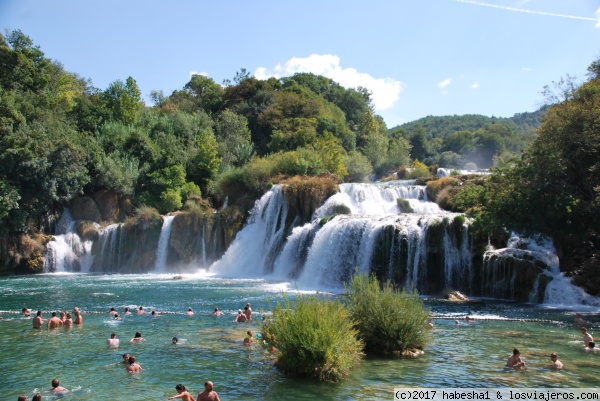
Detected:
[{"left": 1, "top": 0, "right": 599, "bottom": 127}]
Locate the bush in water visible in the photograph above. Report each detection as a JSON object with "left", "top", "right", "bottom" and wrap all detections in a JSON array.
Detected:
[
  {"left": 261, "top": 293, "right": 363, "bottom": 382},
  {"left": 345, "top": 272, "right": 430, "bottom": 355}
]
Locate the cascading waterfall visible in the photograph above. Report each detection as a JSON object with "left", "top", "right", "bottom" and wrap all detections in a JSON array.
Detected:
[
  {"left": 93, "top": 224, "right": 123, "bottom": 272},
  {"left": 482, "top": 234, "right": 600, "bottom": 305},
  {"left": 44, "top": 209, "right": 94, "bottom": 272},
  {"left": 154, "top": 216, "right": 175, "bottom": 272},
  {"left": 211, "top": 181, "right": 473, "bottom": 294}
]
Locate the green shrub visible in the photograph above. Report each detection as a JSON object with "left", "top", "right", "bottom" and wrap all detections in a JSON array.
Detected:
[
  {"left": 425, "top": 177, "right": 461, "bottom": 201},
  {"left": 397, "top": 198, "right": 414, "bottom": 213},
  {"left": 345, "top": 273, "right": 430, "bottom": 355},
  {"left": 262, "top": 293, "right": 363, "bottom": 382},
  {"left": 406, "top": 160, "right": 431, "bottom": 179}
]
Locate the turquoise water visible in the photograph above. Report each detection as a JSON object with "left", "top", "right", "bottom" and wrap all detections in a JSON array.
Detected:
[{"left": 0, "top": 273, "right": 598, "bottom": 400}]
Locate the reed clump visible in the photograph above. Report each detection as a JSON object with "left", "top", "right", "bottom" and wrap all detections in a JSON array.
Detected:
[
  {"left": 345, "top": 273, "right": 430, "bottom": 355},
  {"left": 262, "top": 293, "right": 363, "bottom": 382}
]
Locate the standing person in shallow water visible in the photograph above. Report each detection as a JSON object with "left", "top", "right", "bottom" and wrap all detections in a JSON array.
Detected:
[
  {"left": 244, "top": 303, "right": 252, "bottom": 320},
  {"left": 212, "top": 308, "right": 223, "bottom": 316},
  {"left": 581, "top": 327, "right": 593, "bottom": 347},
  {"left": 73, "top": 308, "right": 83, "bottom": 325},
  {"left": 130, "top": 331, "right": 145, "bottom": 343},
  {"left": 63, "top": 313, "right": 73, "bottom": 327},
  {"left": 197, "top": 381, "right": 220, "bottom": 401},
  {"left": 47, "top": 312, "right": 62, "bottom": 329},
  {"left": 126, "top": 355, "right": 142, "bottom": 372},
  {"left": 234, "top": 310, "right": 247, "bottom": 322},
  {"left": 32, "top": 311, "right": 43, "bottom": 329},
  {"left": 137, "top": 306, "right": 145, "bottom": 315},
  {"left": 168, "top": 384, "right": 195, "bottom": 401}
]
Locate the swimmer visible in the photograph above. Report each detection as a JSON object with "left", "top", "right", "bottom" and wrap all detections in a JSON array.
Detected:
[
  {"left": 124, "top": 307, "right": 131, "bottom": 315},
  {"left": 244, "top": 303, "right": 252, "bottom": 320},
  {"left": 454, "top": 320, "right": 461, "bottom": 326},
  {"left": 73, "top": 308, "right": 83, "bottom": 325},
  {"left": 63, "top": 313, "right": 73, "bottom": 327},
  {"left": 51, "top": 379, "right": 68, "bottom": 394},
  {"left": 109, "top": 307, "right": 117, "bottom": 315},
  {"left": 506, "top": 348, "right": 525, "bottom": 368},
  {"left": 47, "top": 312, "right": 63, "bottom": 329},
  {"left": 18, "top": 395, "right": 28, "bottom": 401},
  {"left": 126, "top": 355, "right": 142, "bottom": 373},
  {"left": 574, "top": 313, "right": 585, "bottom": 327},
  {"left": 130, "top": 331, "right": 145, "bottom": 343},
  {"left": 151, "top": 310, "right": 157, "bottom": 317},
  {"left": 234, "top": 310, "right": 247, "bottom": 323},
  {"left": 243, "top": 330, "right": 255, "bottom": 345},
  {"left": 113, "top": 313, "right": 122, "bottom": 321},
  {"left": 464, "top": 315, "right": 472, "bottom": 323},
  {"left": 185, "top": 308, "right": 194, "bottom": 316},
  {"left": 168, "top": 384, "right": 195, "bottom": 401},
  {"left": 122, "top": 353, "right": 130, "bottom": 364},
  {"left": 32, "top": 311, "right": 43, "bottom": 329},
  {"left": 586, "top": 341, "right": 598, "bottom": 352},
  {"left": 32, "top": 394, "right": 41, "bottom": 401},
  {"left": 212, "top": 308, "right": 224, "bottom": 316},
  {"left": 22, "top": 308, "right": 31, "bottom": 317},
  {"left": 172, "top": 337, "right": 179, "bottom": 344},
  {"left": 550, "top": 353, "right": 563, "bottom": 369},
  {"left": 581, "top": 327, "right": 593, "bottom": 347},
  {"left": 197, "top": 381, "right": 220, "bottom": 401},
  {"left": 137, "top": 306, "right": 145, "bottom": 315},
  {"left": 59, "top": 311, "right": 66, "bottom": 324},
  {"left": 107, "top": 333, "right": 119, "bottom": 348}
]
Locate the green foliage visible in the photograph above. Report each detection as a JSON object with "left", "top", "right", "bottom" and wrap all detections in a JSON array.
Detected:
[
  {"left": 344, "top": 151, "right": 372, "bottom": 183},
  {"left": 345, "top": 273, "right": 430, "bottom": 355},
  {"left": 103, "top": 77, "right": 144, "bottom": 124},
  {"left": 426, "top": 177, "right": 460, "bottom": 202},
  {"left": 406, "top": 160, "right": 431, "bottom": 179},
  {"left": 261, "top": 293, "right": 363, "bottom": 382},
  {"left": 397, "top": 198, "right": 414, "bottom": 213}
]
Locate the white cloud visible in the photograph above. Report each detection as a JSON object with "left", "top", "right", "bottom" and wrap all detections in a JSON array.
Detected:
[
  {"left": 438, "top": 78, "right": 452, "bottom": 89},
  {"left": 189, "top": 71, "right": 208, "bottom": 77},
  {"left": 254, "top": 54, "right": 404, "bottom": 111},
  {"left": 596, "top": 7, "right": 600, "bottom": 28},
  {"left": 471, "top": 82, "right": 480, "bottom": 89}
]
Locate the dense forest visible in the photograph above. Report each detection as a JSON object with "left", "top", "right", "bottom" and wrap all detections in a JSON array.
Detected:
[{"left": 1, "top": 30, "right": 598, "bottom": 288}]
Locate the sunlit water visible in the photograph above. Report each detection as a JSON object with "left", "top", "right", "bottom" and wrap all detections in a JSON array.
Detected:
[{"left": 0, "top": 274, "right": 598, "bottom": 400}]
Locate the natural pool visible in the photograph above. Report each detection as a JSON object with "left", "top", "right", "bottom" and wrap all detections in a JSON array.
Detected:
[{"left": 0, "top": 273, "right": 598, "bottom": 400}]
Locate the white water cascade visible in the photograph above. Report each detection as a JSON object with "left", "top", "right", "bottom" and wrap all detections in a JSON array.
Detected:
[
  {"left": 210, "top": 181, "right": 472, "bottom": 293},
  {"left": 154, "top": 215, "right": 175, "bottom": 273},
  {"left": 44, "top": 209, "right": 94, "bottom": 272}
]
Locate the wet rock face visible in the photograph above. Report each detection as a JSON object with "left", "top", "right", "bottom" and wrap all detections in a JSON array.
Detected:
[
  {"left": 70, "top": 197, "right": 102, "bottom": 223},
  {"left": 93, "top": 190, "right": 120, "bottom": 221},
  {"left": 475, "top": 249, "right": 547, "bottom": 302}
]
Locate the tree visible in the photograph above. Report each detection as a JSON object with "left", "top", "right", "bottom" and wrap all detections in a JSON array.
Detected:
[
  {"left": 184, "top": 74, "right": 223, "bottom": 115},
  {"left": 214, "top": 110, "right": 253, "bottom": 167},
  {"left": 103, "top": 77, "right": 144, "bottom": 124}
]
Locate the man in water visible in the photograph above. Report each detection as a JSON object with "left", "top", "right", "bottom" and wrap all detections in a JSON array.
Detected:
[
  {"left": 197, "top": 381, "right": 220, "bottom": 401},
  {"left": 109, "top": 307, "right": 117, "bottom": 315},
  {"left": 574, "top": 313, "right": 585, "bottom": 327},
  {"left": 51, "top": 379, "right": 68, "bottom": 394},
  {"left": 32, "top": 311, "right": 43, "bottom": 329},
  {"left": 17, "top": 395, "right": 27, "bottom": 401},
  {"left": 137, "top": 306, "right": 145, "bottom": 315},
  {"left": 126, "top": 355, "right": 142, "bottom": 372},
  {"left": 172, "top": 337, "right": 178, "bottom": 344},
  {"left": 212, "top": 308, "right": 224, "bottom": 316},
  {"left": 506, "top": 348, "right": 525, "bottom": 368},
  {"left": 124, "top": 307, "right": 132, "bottom": 315},
  {"left": 185, "top": 308, "right": 194, "bottom": 316},
  {"left": 234, "top": 310, "right": 247, "bottom": 322},
  {"left": 244, "top": 303, "right": 252, "bottom": 320},
  {"left": 73, "top": 308, "right": 83, "bottom": 325},
  {"left": 586, "top": 341, "right": 598, "bottom": 352},
  {"left": 550, "top": 353, "right": 563, "bottom": 369},
  {"left": 63, "top": 313, "right": 73, "bottom": 327},
  {"left": 107, "top": 333, "right": 119, "bottom": 348},
  {"left": 59, "top": 311, "right": 66, "bottom": 324},
  {"left": 47, "top": 312, "right": 63, "bottom": 329},
  {"left": 243, "top": 330, "right": 255, "bottom": 345},
  {"left": 581, "top": 327, "right": 593, "bottom": 347},
  {"left": 22, "top": 308, "right": 31, "bottom": 317},
  {"left": 32, "top": 394, "right": 41, "bottom": 401},
  {"left": 122, "top": 353, "right": 130, "bottom": 364}
]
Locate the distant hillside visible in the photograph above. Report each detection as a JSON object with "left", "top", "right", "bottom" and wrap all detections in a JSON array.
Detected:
[{"left": 390, "top": 106, "right": 548, "bottom": 138}]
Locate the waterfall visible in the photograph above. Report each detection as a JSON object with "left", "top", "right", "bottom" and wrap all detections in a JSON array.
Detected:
[
  {"left": 154, "top": 215, "right": 175, "bottom": 273},
  {"left": 211, "top": 181, "right": 472, "bottom": 294},
  {"left": 482, "top": 234, "right": 600, "bottom": 305},
  {"left": 210, "top": 186, "right": 288, "bottom": 277},
  {"left": 93, "top": 224, "right": 123, "bottom": 272},
  {"left": 44, "top": 209, "right": 94, "bottom": 272}
]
